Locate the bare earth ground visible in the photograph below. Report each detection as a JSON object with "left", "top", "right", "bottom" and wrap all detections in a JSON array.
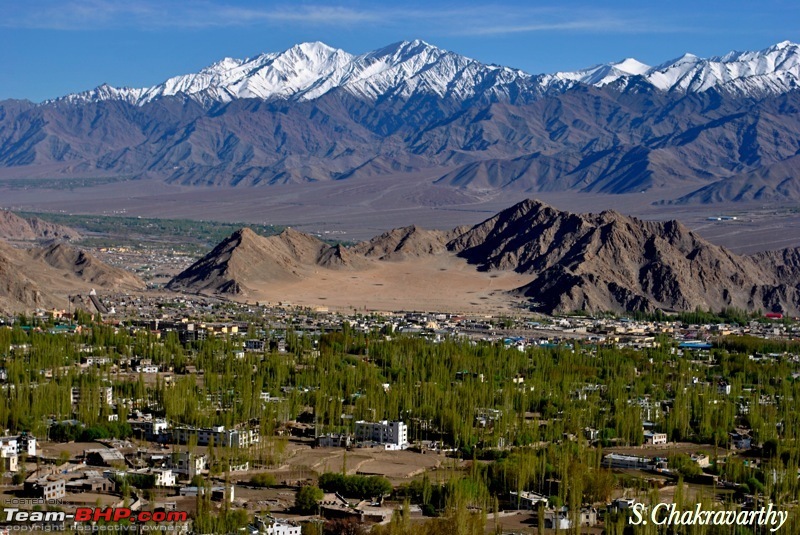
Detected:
[
  {"left": 38, "top": 441, "right": 108, "bottom": 458},
  {"left": 605, "top": 442, "right": 723, "bottom": 458},
  {"left": 1, "top": 174, "right": 798, "bottom": 253},
  {"left": 236, "top": 255, "right": 533, "bottom": 314},
  {"left": 272, "top": 440, "right": 448, "bottom": 485}
]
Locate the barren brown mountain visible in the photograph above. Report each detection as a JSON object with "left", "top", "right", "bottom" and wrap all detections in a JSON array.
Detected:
[
  {"left": 0, "top": 239, "right": 144, "bottom": 313},
  {"left": 167, "top": 228, "right": 339, "bottom": 295},
  {"left": 0, "top": 210, "right": 81, "bottom": 242},
  {"left": 169, "top": 199, "right": 800, "bottom": 314},
  {"left": 350, "top": 225, "right": 465, "bottom": 260},
  {"left": 452, "top": 199, "right": 799, "bottom": 313}
]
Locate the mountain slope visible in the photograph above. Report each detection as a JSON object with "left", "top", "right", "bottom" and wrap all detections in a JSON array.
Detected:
[
  {"left": 29, "top": 242, "right": 145, "bottom": 289},
  {"left": 350, "top": 225, "right": 463, "bottom": 260},
  {"left": 169, "top": 199, "right": 800, "bottom": 315},
  {"left": 0, "top": 240, "right": 145, "bottom": 313},
  {"left": 449, "top": 199, "right": 797, "bottom": 313},
  {"left": 0, "top": 210, "right": 81, "bottom": 241},
  {"left": 3, "top": 40, "right": 800, "bottom": 201},
  {"left": 166, "top": 227, "right": 341, "bottom": 295},
  {"left": 667, "top": 154, "right": 800, "bottom": 204}
]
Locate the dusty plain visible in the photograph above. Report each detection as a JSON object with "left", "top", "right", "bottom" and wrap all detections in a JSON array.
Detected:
[
  {"left": 2, "top": 173, "right": 799, "bottom": 254},
  {"left": 234, "top": 254, "right": 533, "bottom": 314}
]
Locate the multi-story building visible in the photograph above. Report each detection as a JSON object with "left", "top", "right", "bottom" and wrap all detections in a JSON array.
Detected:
[
  {"left": 0, "top": 446, "right": 18, "bottom": 472},
  {"left": 83, "top": 356, "right": 112, "bottom": 366},
  {"left": 169, "top": 452, "right": 207, "bottom": 478},
  {"left": 25, "top": 478, "right": 66, "bottom": 500},
  {"left": 354, "top": 420, "right": 408, "bottom": 450},
  {"left": 152, "top": 469, "right": 176, "bottom": 487},
  {"left": 643, "top": 431, "right": 668, "bottom": 445},
  {"left": 171, "top": 425, "right": 259, "bottom": 448},
  {"left": 128, "top": 418, "right": 169, "bottom": 441},
  {"left": 71, "top": 386, "right": 113, "bottom": 406},
  {"left": 0, "top": 433, "right": 37, "bottom": 456}
]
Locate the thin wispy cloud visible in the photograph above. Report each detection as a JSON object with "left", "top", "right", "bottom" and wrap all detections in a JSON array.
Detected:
[
  {"left": 0, "top": 0, "right": 688, "bottom": 35},
  {"left": 0, "top": 1, "right": 382, "bottom": 30},
  {"left": 459, "top": 17, "right": 686, "bottom": 36}
]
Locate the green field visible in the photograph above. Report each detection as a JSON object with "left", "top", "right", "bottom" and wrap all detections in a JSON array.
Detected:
[{"left": 19, "top": 211, "right": 285, "bottom": 254}]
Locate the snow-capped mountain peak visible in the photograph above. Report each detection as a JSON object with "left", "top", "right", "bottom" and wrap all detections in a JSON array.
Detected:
[
  {"left": 613, "top": 58, "right": 652, "bottom": 76},
  {"left": 59, "top": 40, "right": 800, "bottom": 106}
]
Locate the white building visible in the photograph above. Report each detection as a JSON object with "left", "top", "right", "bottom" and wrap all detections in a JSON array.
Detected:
[
  {"left": 643, "top": 431, "right": 668, "bottom": 445},
  {"left": 542, "top": 507, "right": 571, "bottom": 530},
  {"left": 354, "top": 420, "right": 408, "bottom": 450},
  {"left": 84, "top": 356, "right": 112, "bottom": 366},
  {"left": 0, "top": 434, "right": 36, "bottom": 457},
  {"left": 25, "top": 477, "right": 66, "bottom": 500},
  {"left": 172, "top": 425, "right": 259, "bottom": 448},
  {"left": 253, "top": 515, "right": 301, "bottom": 535},
  {"left": 316, "top": 434, "right": 352, "bottom": 448},
  {"left": 152, "top": 469, "right": 176, "bottom": 487},
  {"left": 169, "top": 452, "right": 208, "bottom": 478},
  {"left": 129, "top": 418, "right": 168, "bottom": 440},
  {"left": 0, "top": 446, "right": 18, "bottom": 472}
]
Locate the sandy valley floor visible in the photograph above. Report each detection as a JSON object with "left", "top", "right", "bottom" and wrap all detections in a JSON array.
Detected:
[{"left": 235, "top": 255, "right": 533, "bottom": 314}]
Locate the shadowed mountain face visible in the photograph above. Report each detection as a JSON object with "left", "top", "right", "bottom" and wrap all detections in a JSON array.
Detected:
[
  {"left": 169, "top": 199, "right": 800, "bottom": 315},
  {"left": 450, "top": 200, "right": 798, "bottom": 313},
  {"left": 0, "top": 240, "right": 145, "bottom": 313},
  {"left": 2, "top": 88, "right": 799, "bottom": 205},
  {"left": 2, "top": 41, "right": 800, "bottom": 204}
]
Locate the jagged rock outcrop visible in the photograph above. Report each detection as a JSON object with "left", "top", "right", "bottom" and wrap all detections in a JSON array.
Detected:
[
  {"left": 449, "top": 199, "right": 800, "bottom": 314},
  {"left": 29, "top": 242, "right": 145, "bottom": 289}
]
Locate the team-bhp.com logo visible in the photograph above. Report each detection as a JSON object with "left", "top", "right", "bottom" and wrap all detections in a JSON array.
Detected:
[
  {"left": 6, "top": 507, "right": 188, "bottom": 524},
  {"left": 74, "top": 508, "right": 188, "bottom": 523},
  {"left": 629, "top": 502, "right": 789, "bottom": 532}
]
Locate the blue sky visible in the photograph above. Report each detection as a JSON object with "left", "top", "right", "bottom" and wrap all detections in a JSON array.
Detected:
[{"left": 2, "top": 0, "right": 799, "bottom": 102}]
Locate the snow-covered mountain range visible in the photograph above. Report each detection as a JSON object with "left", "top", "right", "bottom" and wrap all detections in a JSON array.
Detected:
[
  {"left": 60, "top": 40, "right": 535, "bottom": 105},
  {"left": 549, "top": 40, "right": 800, "bottom": 96},
  {"left": 5, "top": 39, "right": 800, "bottom": 204},
  {"left": 60, "top": 40, "right": 800, "bottom": 106}
]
